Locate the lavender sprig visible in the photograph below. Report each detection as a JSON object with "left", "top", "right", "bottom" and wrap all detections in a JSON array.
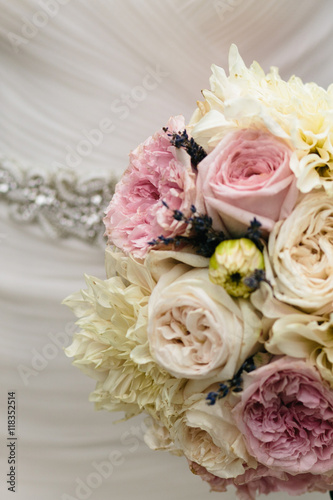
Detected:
[
  {"left": 163, "top": 128, "right": 207, "bottom": 168},
  {"left": 148, "top": 204, "right": 227, "bottom": 258},
  {"left": 206, "top": 357, "right": 256, "bottom": 405},
  {"left": 243, "top": 268, "right": 268, "bottom": 291},
  {"left": 245, "top": 218, "right": 264, "bottom": 252}
]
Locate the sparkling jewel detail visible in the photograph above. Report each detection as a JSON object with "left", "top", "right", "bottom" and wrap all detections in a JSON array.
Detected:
[{"left": 0, "top": 154, "right": 116, "bottom": 244}]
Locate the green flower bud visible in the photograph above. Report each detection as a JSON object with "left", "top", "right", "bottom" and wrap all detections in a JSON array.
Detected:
[{"left": 209, "top": 238, "right": 265, "bottom": 298}]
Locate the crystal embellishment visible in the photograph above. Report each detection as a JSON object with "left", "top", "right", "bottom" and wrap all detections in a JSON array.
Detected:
[{"left": 0, "top": 155, "right": 116, "bottom": 245}]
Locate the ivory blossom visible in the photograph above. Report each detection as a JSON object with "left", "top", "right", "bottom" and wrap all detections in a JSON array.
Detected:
[
  {"left": 64, "top": 252, "right": 186, "bottom": 421},
  {"left": 265, "top": 314, "right": 333, "bottom": 387},
  {"left": 172, "top": 396, "right": 256, "bottom": 479},
  {"left": 266, "top": 192, "right": 333, "bottom": 314},
  {"left": 147, "top": 264, "right": 261, "bottom": 380},
  {"left": 190, "top": 44, "right": 333, "bottom": 194}
]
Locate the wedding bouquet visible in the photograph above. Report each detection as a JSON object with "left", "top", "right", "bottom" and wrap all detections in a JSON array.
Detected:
[{"left": 64, "top": 45, "right": 333, "bottom": 499}]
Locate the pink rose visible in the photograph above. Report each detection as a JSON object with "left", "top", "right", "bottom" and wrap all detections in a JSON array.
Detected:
[
  {"left": 195, "top": 129, "right": 298, "bottom": 235},
  {"left": 104, "top": 116, "right": 196, "bottom": 258},
  {"left": 232, "top": 356, "right": 333, "bottom": 475},
  {"left": 189, "top": 461, "right": 333, "bottom": 500}
]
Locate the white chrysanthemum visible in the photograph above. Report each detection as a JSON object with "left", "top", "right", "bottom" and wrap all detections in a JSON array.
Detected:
[
  {"left": 65, "top": 247, "right": 211, "bottom": 422},
  {"left": 189, "top": 44, "right": 333, "bottom": 194},
  {"left": 265, "top": 313, "right": 333, "bottom": 387},
  {"left": 64, "top": 258, "right": 186, "bottom": 420},
  {"left": 143, "top": 417, "right": 183, "bottom": 456}
]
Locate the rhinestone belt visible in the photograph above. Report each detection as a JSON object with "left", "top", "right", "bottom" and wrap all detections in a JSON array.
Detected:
[{"left": 0, "top": 155, "right": 116, "bottom": 245}]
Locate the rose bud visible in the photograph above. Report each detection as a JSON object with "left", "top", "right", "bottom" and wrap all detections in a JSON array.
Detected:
[{"left": 209, "top": 238, "right": 264, "bottom": 298}]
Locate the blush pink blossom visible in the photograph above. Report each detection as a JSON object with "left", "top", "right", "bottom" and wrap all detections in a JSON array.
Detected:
[
  {"left": 232, "top": 356, "right": 333, "bottom": 475},
  {"left": 189, "top": 461, "right": 333, "bottom": 500},
  {"left": 195, "top": 129, "right": 298, "bottom": 235},
  {"left": 104, "top": 116, "right": 196, "bottom": 258}
]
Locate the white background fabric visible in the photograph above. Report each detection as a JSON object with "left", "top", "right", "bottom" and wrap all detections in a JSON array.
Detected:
[{"left": 1, "top": 1, "right": 333, "bottom": 499}]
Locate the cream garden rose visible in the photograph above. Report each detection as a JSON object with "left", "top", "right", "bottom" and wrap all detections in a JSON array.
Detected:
[
  {"left": 266, "top": 192, "right": 333, "bottom": 314},
  {"left": 171, "top": 395, "right": 256, "bottom": 479},
  {"left": 265, "top": 313, "right": 333, "bottom": 387},
  {"left": 147, "top": 264, "right": 261, "bottom": 380}
]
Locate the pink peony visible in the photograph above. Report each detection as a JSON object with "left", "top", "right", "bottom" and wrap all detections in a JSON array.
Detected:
[
  {"left": 189, "top": 461, "right": 333, "bottom": 500},
  {"left": 104, "top": 116, "right": 196, "bottom": 258},
  {"left": 195, "top": 129, "right": 298, "bottom": 235},
  {"left": 232, "top": 356, "right": 333, "bottom": 475}
]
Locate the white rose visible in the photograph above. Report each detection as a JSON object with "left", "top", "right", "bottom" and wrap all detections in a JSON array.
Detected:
[
  {"left": 265, "top": 313, "right": 333, "bottom": 386},
  {"left": 105, "top": 246, "right": 208, "bottom": 285},
  {"left": 266, "top": 192, "right": 333, "bottom": 314},
  {"left": 171, "top": 396, "right": 256, "bottom": 479},
  {"left": 147, "top": 264, "right": 261, "bottom": 381}
]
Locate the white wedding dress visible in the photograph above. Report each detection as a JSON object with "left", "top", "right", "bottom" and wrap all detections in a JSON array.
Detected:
[{"left": 1, "top": 1, "right": 333, "bottom": 499}]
